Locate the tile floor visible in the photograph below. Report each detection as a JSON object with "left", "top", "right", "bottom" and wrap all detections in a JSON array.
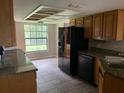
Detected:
[{"left": 33, "top": 58, "right": 98, "bottom": 93}]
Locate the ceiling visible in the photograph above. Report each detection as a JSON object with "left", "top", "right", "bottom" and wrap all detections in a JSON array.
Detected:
[
  {"left": 23, "top": 5, "right": 78, "bottom": 23},
  {"left": 13, "top": 0, "right": 124, "bottom": 23}
]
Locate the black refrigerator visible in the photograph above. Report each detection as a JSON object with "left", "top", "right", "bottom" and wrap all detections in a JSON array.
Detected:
[{"left": 58, "top": 26, "right": 88, "bottom": 75}]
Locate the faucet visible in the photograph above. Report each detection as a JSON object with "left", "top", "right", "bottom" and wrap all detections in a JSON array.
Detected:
[{"left": 118, "top": 52, "right": 124, "bottom": 57}]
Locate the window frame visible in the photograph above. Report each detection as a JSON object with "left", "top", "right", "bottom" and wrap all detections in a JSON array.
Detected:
[{"left": 24, "top": 23, "right": 49, "bottom": 52}]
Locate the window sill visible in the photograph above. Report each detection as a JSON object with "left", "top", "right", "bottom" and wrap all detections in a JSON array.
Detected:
[{"left": 26, "top": 50, "right": 49, "bottom": 54}]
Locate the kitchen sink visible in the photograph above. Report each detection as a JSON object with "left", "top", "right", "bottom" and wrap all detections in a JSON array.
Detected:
[
  {"left": 105, "top": 56, "right": 124, "bottom": 62},
  {"left": 104, "top": 56, "right": 124, "bottom": 68}
]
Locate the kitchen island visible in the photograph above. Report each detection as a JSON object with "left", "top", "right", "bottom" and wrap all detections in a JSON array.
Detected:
[{"left": 0, "top": 49, "right": 37, "bottom": 93}]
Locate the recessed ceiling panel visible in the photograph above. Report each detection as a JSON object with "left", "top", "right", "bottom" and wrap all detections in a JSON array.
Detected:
[
  {"left": 30, "top": 14, "right": 47, "bottom": 18},
  {"left": 39, "top": 9, "right": 79, "bottom": 23},
  {"left": 24, "top": 6, "right": 63, "bottom": 21},
  {"left": 26, "top": 17, "right": 40, "bottom": 21}
]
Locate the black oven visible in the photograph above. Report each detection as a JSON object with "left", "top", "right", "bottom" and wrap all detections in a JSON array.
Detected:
[{"left": 78, "top": 52, "right": 94, "bottom": 83}]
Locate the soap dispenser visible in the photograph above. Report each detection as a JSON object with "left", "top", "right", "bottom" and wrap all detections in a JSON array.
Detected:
[
  {"left": 0, "top": 46, "right": 4, "bottom": 61},
  {"left": 0, "top": 46, "right": 4, "bottom": 55},
  {"left": 0, "top": 55, "right": 1, "bottom": 61}
]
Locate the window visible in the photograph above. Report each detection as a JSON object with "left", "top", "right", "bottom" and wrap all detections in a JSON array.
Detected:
[{"left": 24, "top": 24, "right": 48, "bottom": 52}]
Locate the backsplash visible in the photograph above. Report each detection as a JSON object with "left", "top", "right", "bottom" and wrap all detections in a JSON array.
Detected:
[{"left": 89, "top": 40, "right": 124, "bottom": 52}]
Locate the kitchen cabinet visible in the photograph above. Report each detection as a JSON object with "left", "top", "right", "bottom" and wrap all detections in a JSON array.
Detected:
[
  {"left": 0, "top": 71, "right": 37, "bottom": 93},
  {"left": 103, "top": 10, "right": 124, "bottom": 40},
  {"left": 93, "top": 14, "right": 103, "bottom": 40},
  {"left": 103, "top": 11, "right": 117, "bottom": 40},
  {"left": 98, "top": 70, "right": 104, "bottom": 93},
  {"left": 69, "top": 18, "right": 76, "bottom": 26},
  {"left": 98, "top": 65, "right": 124, "bottom": 93},
  {"left": 83, "top": 16, "right": 93, "bottom": 39},
  {"left": 94, "top": 57, "right": 100, "bottom": 85},
  {"left": 75, "top": 17, "right": 83, "bottom": 27},
  {"left": 83, "top": 10, "right": 124, "bottom": 40},
  {"left": 0, "top": 0, "right": 16, "bottom": 47},
  {"left": 0, "top": 49, "right": 37, "bottom": 93}
]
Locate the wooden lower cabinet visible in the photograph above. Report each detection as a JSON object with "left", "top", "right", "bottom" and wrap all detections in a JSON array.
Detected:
[
  {"left": 98, "top": 70, "right": 104, "bottom": 93},
  {"left": 0, "top": 71, "right": 37, "bottom": 93},
  {"left": 94, "top": 58, "right": 100, "bottom": 85},
  {"left": 98, "top": 71, "right": 124, "bottom": 93}
]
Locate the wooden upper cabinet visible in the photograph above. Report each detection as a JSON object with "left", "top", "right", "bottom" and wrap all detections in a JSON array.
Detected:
[
  {"left": 83, "top": 16, "right": 93, "bottom": 39},
  {"left": 0, "top": 0, "right": 16, "bottom": 47},
  {"left": 93, "top": 14, "right": 103, "bottom": 40},
  {"left": 69, "top": 18, "right": 76, "bottom": 26},
  {"left": 75, "top": 17, "right": 83, "bottom": 27},
  {"left": 70, "top": 10, "right": 124, "bottom": 40},
  {"left": 103, "top": 10, "right": 124, "bottom": 40},
  {"left": 116, "top": 10, "right": 124, "bottom": 40},
  {"left": 103, "top": 11, "right": 117, "bottom": 40}
]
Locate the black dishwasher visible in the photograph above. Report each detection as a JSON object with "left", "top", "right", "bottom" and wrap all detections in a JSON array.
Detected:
[{"left": 78, "top": 52, "right": 94, "bottom": 83}]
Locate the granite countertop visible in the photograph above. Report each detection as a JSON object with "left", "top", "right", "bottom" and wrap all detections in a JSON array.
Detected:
[
  {"left": 0, "top": 49, "right": 37, "bottom": 76},
  {"left": 79, "top": 48, "right": 124, "bottom": 79}
]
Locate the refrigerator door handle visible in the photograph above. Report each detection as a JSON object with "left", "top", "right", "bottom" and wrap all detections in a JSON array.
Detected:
[{"left": 58, "top": 42, "right": 62, "bottom": 48}]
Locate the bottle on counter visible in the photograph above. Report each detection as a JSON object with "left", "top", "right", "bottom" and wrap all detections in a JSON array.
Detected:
[
  {"left": 0, "top": 46, "right": 5, "bottom": 63},
  {"left": 0, "top": 46, "right": 4, "bottom": 55},
  {"left": 0, "top": 55, "right": 1, "bottom": 61}
]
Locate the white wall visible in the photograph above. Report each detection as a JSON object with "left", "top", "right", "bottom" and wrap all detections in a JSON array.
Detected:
[
  {"left": 15, "top": 22, "right": 57, "bottom": 60},
  {"left": 15, "top": 22, "right": 25, "bottom": 51}
]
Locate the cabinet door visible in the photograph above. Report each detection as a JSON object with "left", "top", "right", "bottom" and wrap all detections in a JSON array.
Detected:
[
  {"left": 93, "top": 14, "right": 103, "bottom": 39},
  {"left": 99, "top": 71, "right": 104, "bottom": 93},
  {"left": 83, "top": 16, "right": 93, "bottom": 39},
  {"left": 75, "top": 17, "right": 83, "bottom": 27},
  {"left": 0, "top": 71, "right": 37, "bottom": 93},
  {"left": 116, "top": 10, "right": 124, "bottom": 40},
  {"left": 103, "top": 11, "right": 117, "bottom": 40},
  {"left": 94, "top": 58, "right": 100, "bottom": 85},
  {"left": 69, "top": 19, "right": 76, "bottom": 26},
  {"left": 0, "top": 0, "right": 16, "bottom": 47}
]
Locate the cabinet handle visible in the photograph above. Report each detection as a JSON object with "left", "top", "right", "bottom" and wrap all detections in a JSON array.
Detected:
[
  {"left": 99, "top": 68, "right": 103, "bottom": 77},
  {"left": 123, "top": 26, "right": 124, "bottom": 40}
]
